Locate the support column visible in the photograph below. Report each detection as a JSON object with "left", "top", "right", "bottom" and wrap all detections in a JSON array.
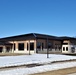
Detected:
[
  {"left": 3, "top": 46, "right": 6, "bottom": 53},
  {"left": 12, "top": 41, "right": 14, "bottom": 53},
  {"left": 24, "top": 41, "right": 26, "bottom": 52},
  {"left": 16, "top": 42, "right": 18, "bottom": 52}
]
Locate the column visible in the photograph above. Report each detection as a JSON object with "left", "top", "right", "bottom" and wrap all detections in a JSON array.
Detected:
[{"left": 3, "top": 46, "right": 6, "bottom": 53}]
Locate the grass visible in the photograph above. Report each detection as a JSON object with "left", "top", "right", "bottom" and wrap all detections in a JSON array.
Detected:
[
  {"left": 0, "top": 53, "right": 28, "bottom": 56},
  {"left": 31, "top": 67, "right": 76, "bottom": 75}
]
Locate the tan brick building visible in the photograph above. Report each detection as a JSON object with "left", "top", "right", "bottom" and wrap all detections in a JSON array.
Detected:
[{"left": 0, "top": 33, "right": 76, "bottom": 54}]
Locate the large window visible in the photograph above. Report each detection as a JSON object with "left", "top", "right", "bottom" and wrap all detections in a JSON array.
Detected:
[
  {"left": 37, "top": 42, "right": 44, "bottom": 50},
  {"left": 37, "top": 42, "right": 41, "bottom": 49},
  {"left": 30, "top": 43, "right": 34, "bottom": 50},
  {"left": 14, "top": 43, "right": 15, "bottom": 50},
  {"left": 48, "top": 43, "right": 52, "bottom": 48},
  {"left": 18, "top": 43, "right": 24, "bottom": 50}
]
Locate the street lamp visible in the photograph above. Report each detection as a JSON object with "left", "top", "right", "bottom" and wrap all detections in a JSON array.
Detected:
[{"left": 47, "top": 37, "right": 49, "bottom": 58}]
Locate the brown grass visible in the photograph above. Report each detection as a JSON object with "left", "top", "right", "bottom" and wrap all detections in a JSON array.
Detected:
[
  {"left": 0, "top": 53, "right": 28, "bottom": 56},
  {"left": 31, "top": 67, "right": 76, "bottom": 75}
]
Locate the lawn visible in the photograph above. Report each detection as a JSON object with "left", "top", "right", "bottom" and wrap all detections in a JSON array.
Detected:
[{"left": 0, "top": 54, "right": 76, "bottom": 75}]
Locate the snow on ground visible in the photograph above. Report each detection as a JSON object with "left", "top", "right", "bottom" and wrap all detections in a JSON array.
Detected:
[
  {"left": 0, "top": 54, "right": 76, "bottom": 68},
  {"left": 68, "top": 73, "right": 76, "bottom": 75},
  {"left": 0, "top": 61, "right": 76, "bottom": 75}
]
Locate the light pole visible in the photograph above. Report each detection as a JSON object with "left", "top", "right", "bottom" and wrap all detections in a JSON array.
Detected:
[
  {"left": 29, "top": 40, "right": 30, "bottom": 55},
  {"left": 47, "top": 37, "right": 49, "bottom": 58}
]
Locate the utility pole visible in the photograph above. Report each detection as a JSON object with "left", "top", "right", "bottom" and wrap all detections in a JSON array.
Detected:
[{"left": 47, "top": 37, "right": 49, "bottom": 58}]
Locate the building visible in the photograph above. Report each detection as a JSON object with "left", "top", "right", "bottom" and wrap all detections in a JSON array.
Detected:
[
  {"left": 61, "top": 36, "right": 76, "bottom": 53},
  {"left": 0, "top": 33, "right": 76, "bottom": 54}
]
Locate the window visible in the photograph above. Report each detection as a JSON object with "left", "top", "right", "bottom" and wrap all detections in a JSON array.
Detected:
[
  {"left": 66, "top": 47, "right": 68, "bottom": 51},
  {"left": 27, "top": 43, "right": 29, "bottom": 50},
  {"left": 30, "top": 42, "right": 34, "bottom": 50},
  {"left": 18, "top": 43, "right": 24, "bottom": 50},
  {"left": 14, "top": 43, "right": 15, "bottom": 50},
  {"left": 37, "top": 42, "right": 41, "bottom": 49},
  {"left": 42, "top": 43, "right": 44, "bottom": 50},
  {"left": 55, "top": 46, "right": 57, "bottom": 50},
  {"left": 6, "top": 47, "right": 10, "bottom": 52},
  {"left": 48, "top": 43, "right": 52, "bottom": 48},
  {"left": 59, "top": 47, "right": 61, "bottom": 51},
  {"left": 63, "top": 47, "right": 65, "bottom": 51},
  {"left": 0, "top": 47, "right": 3, "bottom": 52},
  {"left": 71, "top": 47, "right": 75, "bottom": 53},
  {"left": 71, "top": 47, "right": 75, "bottom": 50}
]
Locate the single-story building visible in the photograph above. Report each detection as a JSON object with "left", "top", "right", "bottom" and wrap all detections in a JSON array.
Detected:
[
  {"left": 61, "top": 36, "right": 76, "bottom": 54},
  {"left": 0, "top": 33, "right": 76, "bottom": 54}
]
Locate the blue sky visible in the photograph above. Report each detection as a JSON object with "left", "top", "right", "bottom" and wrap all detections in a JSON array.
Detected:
[{"left": 0, "top": 0, "right": 76, "bottom": 38}]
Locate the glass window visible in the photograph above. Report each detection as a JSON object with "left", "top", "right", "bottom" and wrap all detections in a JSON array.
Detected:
[
  {"left": 30, "top": 42, "right": 34, "bottom": 50},
  {"left": 66, "top": 47, "right": 68, "bottom": 51},
  {"left": 55, "top": 47, "right": 57, "bottom": 50},
  {"left": 59, "top": 47, "right": 61, "bottom": 51},
  {"left": 18, "top": 43, "right": 24, "bottom": 50},
  {"left": 6, "top": 47, "right": 10, "bottom": 52},
  {"left": 0, "top": 47, "right": 3, "bottom": 52},
  {"left": 27, "top": 43, "right": 28, "bottom": 50},
  {"left": 42, "top": 43, "right": 44, "bottom": 50},
  {"left": 63, "top": 47, "right": 65, "bottom": 51},
  {"left": 14, "top": 43, "right": 15, "bottom": 50},
  {"left": 37, "top": 42, "right": 41, "bottom": 49},
  {"left": 71, "top": 47, "right": 75, "bottom": 50},
  {"left": 48, "top": 43, "right": 52, "bottom": 48},
  {"left": 71, "top": 47, "right": 75, "bottom": 53}
]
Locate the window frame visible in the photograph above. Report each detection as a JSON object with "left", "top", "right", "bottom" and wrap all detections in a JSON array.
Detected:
[{"left": 18, "top": 43, "right": 24, "bottom": 51}]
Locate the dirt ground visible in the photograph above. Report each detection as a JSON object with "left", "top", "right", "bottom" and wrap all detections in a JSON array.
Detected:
[{"left": 31, "top": 67, "right": 76, "bottom": 75}]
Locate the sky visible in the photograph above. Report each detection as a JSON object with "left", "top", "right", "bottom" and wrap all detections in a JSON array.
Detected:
[{"left": 0, "top": 0, "right": 76, "bottom": 38}]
